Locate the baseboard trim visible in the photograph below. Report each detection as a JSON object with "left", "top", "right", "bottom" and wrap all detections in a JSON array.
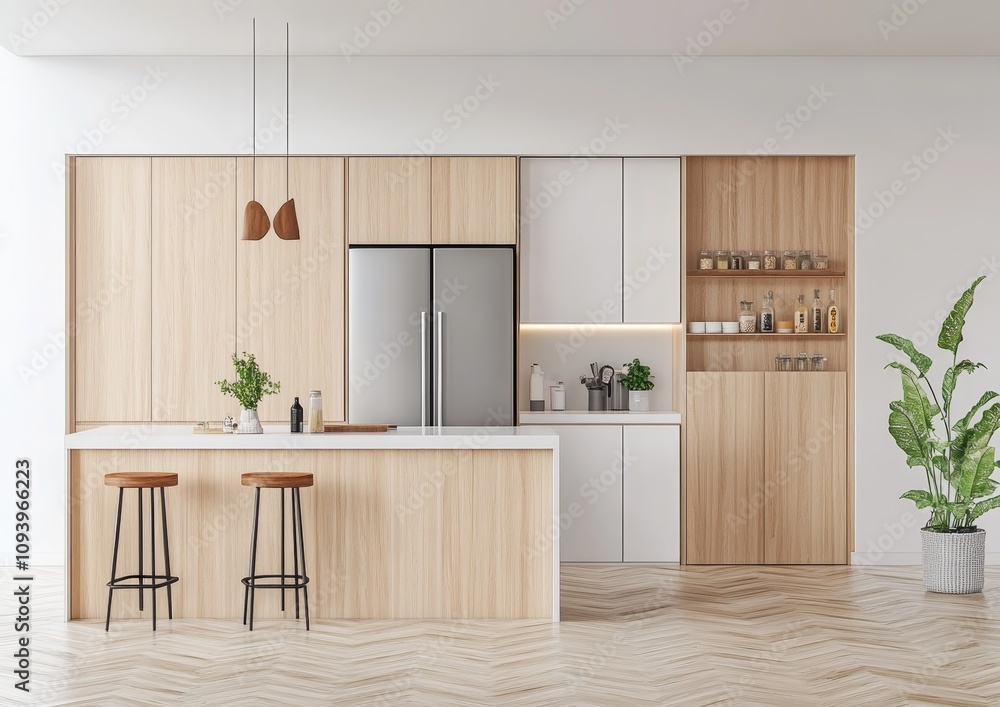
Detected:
[{"left": 853, "top": 552, "right": 1000, "bottom": 566}]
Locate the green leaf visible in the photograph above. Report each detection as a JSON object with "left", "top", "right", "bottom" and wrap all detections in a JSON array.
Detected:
[
  {"left": 973, "top": 477, "right": 1000, "bottom": 498},
  {"left": 969, "top": 495, "right": 1000, "bottom": 522},
  {"left": 878, "top": 334, "right": 933, "bottom": 376},
  {"left": 888, "top": 401, "right": 929, "bottom": 468},
  {"left": 942, "top": 360, "right": 986, "bottom": 415},
  {"left": 898, "top": 365, "right": 941, "bottom": 433},
  {"left": 900, "top": 489, "right": 936, "bottom": 509},
  {"left": 954, "top": 391, "right": 999, "bottom": 437},
  {"left": 957, "top": 446, "right": 995, "bottom": 500},
  {"left": 938, "top": 276, "right": 986, "bottom": 354},
  {"left": 946, "top": 501, "right": 971, "bottom": 520}
]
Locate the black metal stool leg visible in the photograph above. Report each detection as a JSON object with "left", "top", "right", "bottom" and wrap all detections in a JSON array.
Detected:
[
  {"left": 106, "top": 488, "right": 124, "bottom": 632},
  {"left": 138, "top": 489, "right": 144, "bottom": 612},
  {"left": 292, "top": 488, "right": 300, "bottom": 620},
  {"left": 150, "top": 488, "right": 157, "bottom": 631},
  {"left": 160, "top": 487, "right": 174, "bottom": 620},
  {"left": 294, "top": 488, "right": 310, "bottom": 631},
  {"left": 247, "top": 488, "right": 261, "bottom": 631},
  {"left": 280, "top": 488, "right": 286, "bottom": 613}
]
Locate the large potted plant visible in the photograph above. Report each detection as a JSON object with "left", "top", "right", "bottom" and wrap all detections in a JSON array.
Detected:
[
  {"left": 621, "top": 358, "right": 654, "bottom": 412},
  {"left": 216, "top": 352, "right": 281, "bottom": 434},
  {"left": 878, "top": 275, "right": 1000, "bottom": 593}
]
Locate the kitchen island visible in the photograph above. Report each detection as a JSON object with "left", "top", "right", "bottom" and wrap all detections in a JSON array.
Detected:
[{"left": 65, "top": 426, "right": 559, "bottom": 621}]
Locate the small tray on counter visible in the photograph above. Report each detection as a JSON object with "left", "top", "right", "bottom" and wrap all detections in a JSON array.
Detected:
[{"left": 323, "top": 423, "right": 397, "bottom": 433}]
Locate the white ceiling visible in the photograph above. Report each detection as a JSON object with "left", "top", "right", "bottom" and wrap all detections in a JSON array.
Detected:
[{"left": 3, "top": 0, "right": 1000, "bottom": 57}]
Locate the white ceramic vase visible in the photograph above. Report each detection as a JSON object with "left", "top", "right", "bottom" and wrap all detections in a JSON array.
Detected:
[
  {"left": 628, "top": 390, "right": 650, "bottom": 412},
  {"left": 237, "top": 408, "right": 263, "bottom": 434}
]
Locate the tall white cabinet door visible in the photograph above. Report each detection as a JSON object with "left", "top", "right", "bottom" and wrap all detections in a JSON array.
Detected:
[
  {"left": 520, "top": 158, "right": 623, "bottom": 323},
  {"left": 623, "top": 158, "right": 681, "bottom": 323},
  {"left": 623, "top": 425, "right": 680, "bottom": 562},
  {"left": 556, "top": 425, "right": 624, "bottom": 562}
]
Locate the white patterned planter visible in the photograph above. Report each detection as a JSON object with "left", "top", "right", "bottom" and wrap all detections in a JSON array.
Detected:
[
  {"left": 236, "top": 408, "right": 263, "bottom": 434},
  {"left": 921, "top": 528, "right": 986, "bottom": 594}
]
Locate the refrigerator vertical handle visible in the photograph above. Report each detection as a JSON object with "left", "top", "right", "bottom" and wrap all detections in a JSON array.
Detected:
[
  {"left": 436, "top": 311, "right": 444, "bottom": 427},
  {"left": 420, "top": 311, "right": 428, "bottom": 427}
]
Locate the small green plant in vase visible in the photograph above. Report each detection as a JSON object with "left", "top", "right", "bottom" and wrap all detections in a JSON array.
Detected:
[
  {"left": 877, "top": 275, "right": 1000, "bottom": 593},
  {"left": 621, "top": 357, "right": 654, "bottom": 412},
  {"left": 216, "top": 352, "right": 280, "bottom": 434}
]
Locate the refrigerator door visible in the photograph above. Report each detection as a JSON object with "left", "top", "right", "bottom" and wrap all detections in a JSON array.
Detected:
[
  {"left": 433, "top": 248, "right": 515, "bottom": 427},
  {"left": 349, "top": 248, "right": 431, "bottom": 426}
]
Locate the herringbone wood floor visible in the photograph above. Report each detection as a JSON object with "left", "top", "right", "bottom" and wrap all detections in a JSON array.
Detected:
[{"left": 2, "top": 565, "right": 999, "bottom": 705}]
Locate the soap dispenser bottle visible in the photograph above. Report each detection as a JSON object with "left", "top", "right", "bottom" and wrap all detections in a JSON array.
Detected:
[{"left": 529, "top": 363, "right": 545, "bottom": 411}]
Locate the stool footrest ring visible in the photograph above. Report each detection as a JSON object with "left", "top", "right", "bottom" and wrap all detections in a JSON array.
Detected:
[
  {"left": 107, "top": 574, "right": 179, "bottom": 590},
  {"left": 241, "top": 573, "right": 309, "bottom": 590}
]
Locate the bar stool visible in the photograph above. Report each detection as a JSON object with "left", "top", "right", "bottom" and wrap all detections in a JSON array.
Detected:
[
  {"left": 240, "top": 472, "right": 313, "bottom": 631},
  {"left": 104, "top": 472, "right": 179, "bottom": 632}
]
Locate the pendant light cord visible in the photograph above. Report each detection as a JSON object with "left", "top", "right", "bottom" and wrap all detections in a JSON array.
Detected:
[
  {"left": 252, "top": 17, "right": 256, "bottom": 200},
  {"left": 286, "top": 22, "right": 290, "bottom": 199}
]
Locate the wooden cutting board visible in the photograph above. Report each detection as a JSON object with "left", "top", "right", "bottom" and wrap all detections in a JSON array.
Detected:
[{"left": 323, "top": 423, "right": 397, "bottom": 433}]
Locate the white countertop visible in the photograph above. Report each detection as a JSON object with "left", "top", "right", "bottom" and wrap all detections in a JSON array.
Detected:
[
  {"left": 518, "top": 410, "right": 681, "bottom": 425},
  {"left": 66, "top": 425, "right": 560, "bottom": 451}
]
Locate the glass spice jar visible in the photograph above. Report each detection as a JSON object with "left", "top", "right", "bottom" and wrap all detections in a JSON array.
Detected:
[
  {"left": 715, "top": 250, "right": 730, "bottom": 270},
  {"left": 762, "top": 250, "right": 778, "bottom": 270},
  {"left": 698, "top": 250, "right": 714, "bottom": 270},
  {"left": 739, "top": 301, "right": 757, "bottom": 333},
  {"left": 747, "top": 250, "right": 762, "bottom": 270},
  {"left": 796, "top": 352, "right": 810, "bottom": 372},
  {"left": 811, "top": 354, "right": 827, "bottom": 372},
  {"left": 775, "top": 355, "right": 792, "bottom": 372},
  {"left": 782, "top": 250, "right": 798, "bottom": 270},
  {"left": 730, "top": 250, "right": 746, "bottom": 270},
  {"left": 797, "top": 250, "right": 812, "bottom": 270},
  {"left": 813, "top": 254, "right": 829, "bottom": 270}
]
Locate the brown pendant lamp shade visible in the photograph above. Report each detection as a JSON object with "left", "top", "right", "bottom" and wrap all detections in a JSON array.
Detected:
[
  {"left": 242, "top": 18, "right": 270, "bottom": 241},
  {"left": 274, "top": 23, "right": 299, "bottom": 241}
]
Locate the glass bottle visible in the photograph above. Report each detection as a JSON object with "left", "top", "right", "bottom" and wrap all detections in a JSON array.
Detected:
[
  {"left": 760, "top": 290, "right": 775, "bottom": 333},
  {"left": 306, "top": 390, "right": 323, "bottom": 433},
  {"left": 698, "top": 250, "right": 714, "bottom": 270},
  {"left": 782, "top": 250, "right": 798, "bottom": 270},
  {"left": 810, "top": 288, "right": 824, "bottom": 333},
  {"left": 290, "top": 397, "right": 303, "bottom": 433},
  {"left": 793, "top": 294, "right": 808, "bottom": 333},
  {"left": 715, "top": 250, "right": 730, "bottom": 270},
  {"left": 797, "top": 249, "right": 812, "bottom": 270},
  {"left": 827, "top": 289, "right": 840, "bottom": 334},
  {"left": 739, "top": 300, "right": 757, "bottom": 333},
  {"left": 747, "top": 250, "right": 762, "bottom": 270},
  {"left": 762, "top": 250, "right": 778, "bottom": 270}
]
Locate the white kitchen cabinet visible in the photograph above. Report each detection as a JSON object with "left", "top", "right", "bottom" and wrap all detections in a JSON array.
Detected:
[
  {"left": 555, "top": 425, "right": 624, "bottom": 562},
  {"left": 623, "top": 158, "right": 682, "bottom": 323},
  {"left": 623, "top": 425, "right": 680, "bottom": 562},
  {"left": 520, "top": 158, "right": 623, "bottom": 323}
]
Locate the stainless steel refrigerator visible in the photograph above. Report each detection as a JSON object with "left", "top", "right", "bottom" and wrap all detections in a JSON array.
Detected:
[{"left": 348, "top": 247, "right": 515, "bottom": 427}]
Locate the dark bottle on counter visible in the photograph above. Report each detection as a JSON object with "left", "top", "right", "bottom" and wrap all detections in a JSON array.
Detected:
[{"left": 290, "top": 397, "right": 303, "bottom": 433}]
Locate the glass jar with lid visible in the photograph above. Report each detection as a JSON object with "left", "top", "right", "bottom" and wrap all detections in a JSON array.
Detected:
[
  {"left": 797, "top": 250, "right": 813, "bottom": 270},
  {"left": 811, "top": 355, "right": 827, "bottom": 371},
  {"left": 795, "top": 352, "right": 810, "bottom": 372},
  {"left": 698, "top": 250, "right": 714, "bottom": 270},
  {"left": 747, "top": 250, "right": 762, "bottom": 270},
  {"left": 729, "top": 250, "right": 747, "bottom": 270},
  {"left": 762, "top": 250, "right": 778, "bottom": 270},
  {"left": 775, "top": 355, "right": 792, "bottom": 372},
  {"left": 715, "top": 250, "right": 731, "bottom": 270},
  {"left": 782, "top": 250, "right": 798, "bottom": 270},
  {"left": 739, "top": 300, "right": 757, "bottom": 333},
  {"left": 813, "top": 254, "right": 829, "bottom": 270},
  {"left": 306, "top": 390, "right": 324, "bottom": 433}
]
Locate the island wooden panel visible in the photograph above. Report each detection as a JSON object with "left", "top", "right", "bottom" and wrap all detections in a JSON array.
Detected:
[
  {"left": 685, "top": 372, "right": 764, "bottom": 564},
  {"left": 347, "top": 156, "right": 431, "bottom": 244},
  {"left": 431, "top": 156, "right": 517, "bottom": 244},
  {"left": 764, "top": 372, "right": 848, "bottom": 564},
  {"left": 75, "top": 157, "right": 152, "bottom": 422},
  {"left": 70, "top": 448, "right": 553, "bottom": 620}
]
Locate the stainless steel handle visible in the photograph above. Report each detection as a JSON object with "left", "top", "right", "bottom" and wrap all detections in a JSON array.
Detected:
[
  {"left": 436, "top": 311, "right": 444, "bottom": 427},
  {"left": 420, "top": 311, "right": 427, "bottom": 427}
]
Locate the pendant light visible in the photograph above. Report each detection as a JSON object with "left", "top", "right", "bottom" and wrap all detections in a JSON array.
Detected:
[
  {"left": 243, "top": 17, "right": 270, "bottom": 241},
  {"left": 273, "top": 22, "right": 300, "bottom": 240}
]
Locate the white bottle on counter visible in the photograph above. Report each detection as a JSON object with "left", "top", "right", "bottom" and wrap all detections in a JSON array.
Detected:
[
  {"left": 529, "top": 363, "right": 545, "bottom": 411},
  {"left": 550, "top": 382, "right": 566, "bottom": 411}
]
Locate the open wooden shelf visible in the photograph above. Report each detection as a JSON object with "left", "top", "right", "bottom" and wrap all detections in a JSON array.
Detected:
[
  {"left": 687, "top": 332, "right": 846, "bottom": 338},
  {"left": 688, "top": 270, "right": 846, "bottom": 278}
]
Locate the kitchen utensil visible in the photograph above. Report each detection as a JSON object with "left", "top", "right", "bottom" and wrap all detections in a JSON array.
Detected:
[
  {"left": 590, "top": 362, "right": 598, "bottom": 379},
  {"left": 609, "top": 370, "right": 628, "bottom": 411}
]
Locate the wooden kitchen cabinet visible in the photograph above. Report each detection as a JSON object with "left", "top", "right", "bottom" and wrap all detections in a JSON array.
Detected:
[
  {"left": 431, "top": 157, "right": 517, "bottom": 244},
  {"left": 623, "top": 425, "right": 680, "bottom": 562},
  {"left": 519, "top": 158, "right": 624, "bottom": 323},
  {"left": 686, "top": 372, "right": 765, "bottom": 564},
  {"left": 74, "top": 157, "right": 152, "bottom": 423},
  {"left": 556, "top": 425, "right": 624, "bottom": 562},
  {"left": 237, "top": 157, "right": 346, "bottom": 422},
  {"left": 348, "top": 156, "right": 431, "bottom": 244},
  {"left": 764, "top": 372, "right": 848, "bottom": 564},
  {"left": 151, "top": 157, "right": 237, "bottom": 422}
]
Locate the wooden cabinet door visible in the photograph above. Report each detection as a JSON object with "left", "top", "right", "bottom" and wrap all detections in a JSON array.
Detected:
[
  {"left": 623, "top": 425, "right": 680, "bottom": 562},
  {"left": 151, "top": 157, "right": 237, "bottom": 421},
  {"left": 764, "top": 372, "right": 848, "bottom": 564},
  {"left": 686, "top": 372, "right": 765, "bottom": 564},
  {"left": 555, "top": 425, "right": 623, "bottom": 562},
  {"left": 237, "top": 157, "right": 346, "bottom": 422},
  {"left": 75, "top": 157, "right": 152, "bottom": 422},
  {"left": 347, "top": 156, "right": 430, "bottom": 244},
  {"left": 519, "top": 158, "right": 623, "bottom": 323},
  {"left": 431, "top": 157, "right": 517, "bottom": 244},
  {"left": 623, "top": 158, "right": 681, "bottom": 323}
]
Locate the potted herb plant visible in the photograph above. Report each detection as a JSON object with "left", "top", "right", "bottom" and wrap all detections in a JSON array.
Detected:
[
  {"left": 621, "top": 358, "right": 654, "bottom": 412},
  {"left": 878, "top": 276, "right": 1000, "bottom": 593},
  {"left": 216, "top": 352, "right": 281, "bottom": 434}
]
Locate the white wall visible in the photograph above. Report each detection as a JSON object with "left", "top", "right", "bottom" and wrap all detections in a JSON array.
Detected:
[{"left": 3, "top": 51, "right": 1000, "bottom": 564}]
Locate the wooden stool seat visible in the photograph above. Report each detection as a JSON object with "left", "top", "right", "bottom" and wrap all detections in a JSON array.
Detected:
[
  {"left": 105, "top": 472, "right": 178, "bottom": 489},
  {"left": 241, "top": 472, "right": 314, "bottom": 489}
]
